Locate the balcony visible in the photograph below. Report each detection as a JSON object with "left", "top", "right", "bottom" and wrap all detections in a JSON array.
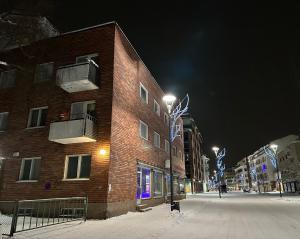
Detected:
[
  {"left": 56, "top": 61, "right": 98, "bottom": 93},
  {"left": 49, "top": 114, "right": 97, "bottom": 144}
]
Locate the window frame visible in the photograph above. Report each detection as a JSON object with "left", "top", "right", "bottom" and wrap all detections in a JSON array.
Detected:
[
  {"left": 63, "top": 154, "right": 91, "bottom": 181},
  {"left": 34, "top": 62, "right": 54, "bottom": 83},
  {"left": 76, "top": 53, "right": 99, "bottom": 67},
  {"left": 0, "top": 112, "right": 9, "bottom": 132},
  {"left": 172, "top": 146, "right": 177, "bottom": 157},
  {"left": 153, "top": 99, "right": 160, "bottom": 116},
  {"left": 27, "top": 106, "right": 48, "bottom": 128},
  {"left": 153, "top": 170, "right": 163, "bottom": 197},
  {"left": 70, "top": 100, "right": 96, "bottom": 120},
  {"left": 139, "top": 83, "right": 148, "bottom": 104},
  {"left": 139, "top": 120, "right": 148, "bottom": 140},
  {"left": 18, "top": 157, "right": 41, "bottom": 182},
  {"left": 0, "top": 69, "right": 16, "bottom": 89},
  {"left": 153, "top": 131, "right": 160, "bottom": 148}
]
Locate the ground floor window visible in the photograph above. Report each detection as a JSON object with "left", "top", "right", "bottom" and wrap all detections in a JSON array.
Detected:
[
  {"left": 19, "top": 157, "right": 41, "bottom": 181},
  {"left": 64, "top": 155, "right": 91, "bottom": 180},
  {"left": 136, "top": 166, "right": 151, "bottom": 199},
  {"left": 154, "top": 171, "right": 163, "bottom": 197},
  {"left": 166, "top": 175, "right": 171, "bottom": 195}
]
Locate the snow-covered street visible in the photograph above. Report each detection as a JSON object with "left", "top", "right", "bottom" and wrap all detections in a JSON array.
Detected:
[{"left": 10, "top": 192, "right": 300, "bottom": 239}]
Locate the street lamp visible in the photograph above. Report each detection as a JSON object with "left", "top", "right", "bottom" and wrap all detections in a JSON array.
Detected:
[
  {"left": 163, "top": 94, "right": 177, "bottom": 211},
  {"left": 270, "top": 144, "right": 282, "bottom": 197},
  {"left": 212, "top": 146, "right": 221, "bottom": 198}
]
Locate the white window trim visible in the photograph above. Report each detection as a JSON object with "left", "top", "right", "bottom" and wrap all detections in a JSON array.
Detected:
[
  {"left": 27, "top": 106, "right": 48, "bottom": 128},
  {"left": 154, "top": 132, "right": 160, "bottom": 148},
  {"left": 18, "top": 157, "right": 41, "bottom": 182},
  {"left": 139, "top": 83, "right": 148, "bottom": 104},
  {"left": 0, "top": 112, "right": 9, "bottom": 132},
  {"left": 63, "top": 154, "right": 91, "bottom": 180},
  {"left": 139, "top": 120, "right": 148, "bottom": 140},
  {"left": 153, "top": 99, "right": 160, "bottom": 116}
]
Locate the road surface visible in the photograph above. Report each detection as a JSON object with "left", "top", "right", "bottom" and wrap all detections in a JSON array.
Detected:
[{"left": 11, "top": 192, "right": 300, "bottom": 239}]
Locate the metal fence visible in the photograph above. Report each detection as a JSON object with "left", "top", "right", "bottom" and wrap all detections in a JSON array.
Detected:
[{"left": 0, "top": 197, "right": 87, "bottom": 237}]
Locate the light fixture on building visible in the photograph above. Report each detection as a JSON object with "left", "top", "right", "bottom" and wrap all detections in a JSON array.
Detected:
[{"left": 99, "top": 149, "right": 106, "bottom": 156}]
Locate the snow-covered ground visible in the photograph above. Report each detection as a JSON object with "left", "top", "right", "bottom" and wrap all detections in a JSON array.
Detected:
[{"left": 8, "top": 192, "right": 300, "bottom": 239}]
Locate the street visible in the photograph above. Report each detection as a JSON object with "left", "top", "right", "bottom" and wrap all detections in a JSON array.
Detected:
[{"left": 10, "top": 192, "right": 300, "bottom": 239}]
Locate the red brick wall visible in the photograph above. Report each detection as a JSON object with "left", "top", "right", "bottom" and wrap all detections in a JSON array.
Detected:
[
  {"left": 0, "top": 24, "right": 116, "bottom": 203},
  {"left": 107, "top": 26, "right": 185, "bottom": 203}
]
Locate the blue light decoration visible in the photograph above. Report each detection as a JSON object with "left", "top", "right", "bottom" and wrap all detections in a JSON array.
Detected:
[
  {"left": 262, "top": 163, "right": 267, "bottom": 173},
  {"left": 263, "top": 146, "right": 277, "bottom": 169},
  {"left": 216, "top": 148, "right": 226, "bottom": 177},
  {"left": 170, "top": 94, "right": 189, "bottom": 142}
]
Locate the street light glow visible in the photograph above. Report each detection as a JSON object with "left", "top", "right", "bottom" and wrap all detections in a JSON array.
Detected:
[
  {"left": 163, "top": 94, "right": 176, "bottom": 113},
  {"left": 212, "top": 146, "right": 219, "bottom": 156},
  {"left": 270, "top": 144, "right": 278, "bottom": 154}
]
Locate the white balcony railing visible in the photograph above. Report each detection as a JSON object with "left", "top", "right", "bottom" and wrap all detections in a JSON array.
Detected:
[
  {"left": 56, "top": 61, "right": 98, "bottom": 93},
  {"left": 49, "top": 114, "right": 97, "bottom": 144}
]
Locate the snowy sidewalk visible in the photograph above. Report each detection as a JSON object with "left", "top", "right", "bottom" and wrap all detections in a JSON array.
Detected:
[{"left": 8, "top": 192, "right": 300, "bottom": 239}]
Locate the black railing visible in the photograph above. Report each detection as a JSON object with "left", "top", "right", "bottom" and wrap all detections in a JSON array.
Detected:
[{"left": 0, "top": 197, "right": 87, "bottom": 236}]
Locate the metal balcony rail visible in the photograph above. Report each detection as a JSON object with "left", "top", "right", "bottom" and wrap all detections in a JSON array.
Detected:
[{"left": 0, "top": 196, "right": 88, "bottom": 237}]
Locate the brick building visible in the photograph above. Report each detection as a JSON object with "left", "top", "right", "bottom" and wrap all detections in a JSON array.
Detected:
[
  {"left": 182, "top": 113, "right": 203, "bottom": 193},
  {"left": 0, "top": 21, "right": 185, "bottom": 218}
]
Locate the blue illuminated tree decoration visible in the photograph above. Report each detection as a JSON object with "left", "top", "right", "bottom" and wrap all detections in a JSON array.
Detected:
[
  {"left": 263, "top": 146, "right": 277, "bottom": 168},
  {"left": 216, "top": 148, "right": 226, "bottom": 177},
  {"left": 170, "top": 94, "right": 189, "bottom": 142}
]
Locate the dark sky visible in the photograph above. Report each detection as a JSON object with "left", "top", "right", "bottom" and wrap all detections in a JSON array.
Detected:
[{"left": 2, "top": 1, "right": 300, "bottom": 168}]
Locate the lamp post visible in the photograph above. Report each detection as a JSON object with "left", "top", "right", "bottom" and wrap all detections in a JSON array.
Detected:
[
  {"left": 212, "top": 146, "right": 221, "bottom": 198},
  {"left": 270, "top": 144, "right": 282, "bottom": 198},
  {"left": 163, "top": 94, "right": 176, "bottom": 211}
]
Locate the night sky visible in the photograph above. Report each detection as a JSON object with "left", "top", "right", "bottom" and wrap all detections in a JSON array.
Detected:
[{"left": 2, "top": 1, "right": 300, "bottom": 168}]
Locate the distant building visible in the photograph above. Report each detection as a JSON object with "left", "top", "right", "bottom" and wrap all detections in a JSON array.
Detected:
[
  {"left": 224, "top": 168, "right": 236, "bottom": 191},
  {"left": 243, "top": 134, "right": 299, "bottom": 193},
  {"left": 234, "top": 159, "right": 249, "bottom": 190},
  {"left": 182, "top": 113, "right": 203, "bottom": 193},
  {"left": 277, "top": 140, "right": 300, "bottom": 193}
]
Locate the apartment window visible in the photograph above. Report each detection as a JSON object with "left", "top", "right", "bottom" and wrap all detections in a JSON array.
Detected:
[
  {"left": 179, "top": 151, "right": 183, "bottom": 161},
  {"left": 34, "top": 62, "right": 54, "bottom": 83},
  {"left": 0, "top": 112, "right": 8, "bottom": 131},
  {"left": 0, "top": 69, "right": 16, "bottom": 89},
  {"left": 140, "top": 83, "right": 148, "bottom": 104},
  {"left": 70, "top": 101, "right": 96, "bottom": 120},
  {"left": 27, "top": 107, "right": 48, "bottom": 128},
  {"left": 153, "top": 171, "right": 163, "bottom": 197},
  {"left": 164, "top": 112, "right": 169, "bottom": 125},
  {"left": 165, "top": 140, "right": 170, "bottom": 153},
  {"left": 19, "top": 157, "right": 41, "bottom": 181},
  {"left": 64, "top": 155, "right": 91, "bottom": 180},
  {"left": 139, "top": 120, "right": 148, "bottom": 140},
  {"left": 154, "top": 132, "right": 160, "bottom": 148},
  {"left": 153, "top": 100, "right": 160, "bottom": 116},
  {"left": 172, "top": 146, "right": 177, "bottom": 157},
  {"left": 76, "top": 53, "right": 99, "bottom": 67}
]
